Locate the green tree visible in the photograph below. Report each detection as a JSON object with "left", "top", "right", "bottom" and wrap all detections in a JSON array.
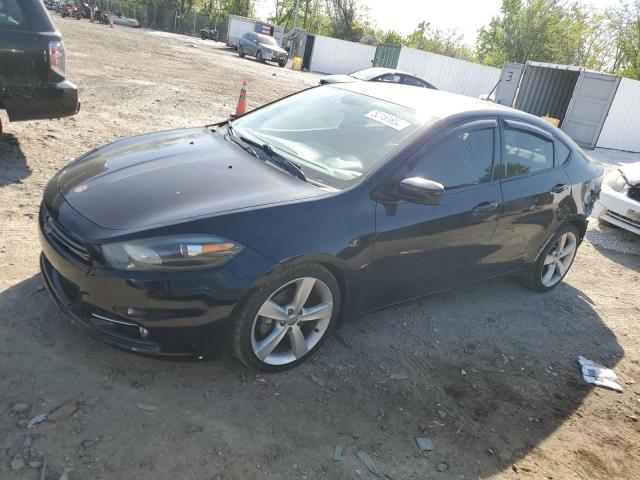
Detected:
[
  {"left": 612, "top": 1, "right": 640, "bottom": 79},
  {"left": 476, "top": 0, "right": 587, "bottom": 67},
  {"left": 405, "top": 21, "right": 475, "bottom": 61}
]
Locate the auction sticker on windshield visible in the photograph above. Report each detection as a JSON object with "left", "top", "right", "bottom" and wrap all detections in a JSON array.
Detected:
[{"left": 365, "top": 110, "right": 411, "bottom": 131}]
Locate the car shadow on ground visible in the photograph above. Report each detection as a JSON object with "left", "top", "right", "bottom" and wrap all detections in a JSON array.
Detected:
[
  {"left": 0, "top": 273, "right": 625, "bottom": 479},
  {"left": 0, "top": 133, "right": 31, "bottom": 187},
  {"left": 586, "top": 221, "right": 640, "bottom": 272},
  {"left": 592, "top": 245, "right": 640, "bottom": 273}
]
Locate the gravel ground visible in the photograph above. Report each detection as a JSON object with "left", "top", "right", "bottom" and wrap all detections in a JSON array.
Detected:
[{"left": 1, "top": 18, "right": 640, "bottom": 480}]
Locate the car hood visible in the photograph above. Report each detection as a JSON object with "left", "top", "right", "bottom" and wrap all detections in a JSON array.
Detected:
[
  {"left": 56, "top": 128, "right": 323, "bottom": 230},
  {"left": 620, "top": 162, "right": 640, "bottom": 186},
  {"left": 320, "top": 74, "right": 358, "bottom": 84},
  {"left": 261, "top": 43, "right": 287, "bottom": 54}
]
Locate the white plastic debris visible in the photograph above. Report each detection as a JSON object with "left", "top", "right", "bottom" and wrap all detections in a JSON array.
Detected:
[
  {"left": 27, "top": 414, "right": 47, "bottom": 429},
  {"left": 578, "top": 356, "right": 623, "bottom": 392}
]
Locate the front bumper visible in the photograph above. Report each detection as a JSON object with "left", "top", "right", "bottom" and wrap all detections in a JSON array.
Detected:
[
  {"left": 263, "top": 50, "right": 288, "bottom": 62},
  {"left": 38, "top": 206, "right": 275, "bottom": 356},
  {"left": 592, "top": 185, "right": 640, "bottom": 235}
]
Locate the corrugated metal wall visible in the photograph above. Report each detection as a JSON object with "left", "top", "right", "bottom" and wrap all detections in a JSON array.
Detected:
[
  {"left": 597, "top": 77, "right": 640, "bottom": 152},
  {"left": 308, "top": 36, "right": 376, "bottom": 75},
  {"left": 513, "top": 66, "right": 580, "bottom": 120},
  {"left": 396, "top": 47, "right": 501, "bottom": 97}
]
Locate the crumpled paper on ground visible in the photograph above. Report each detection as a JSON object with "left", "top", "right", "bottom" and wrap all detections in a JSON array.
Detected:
[{"left": 578, "top": 356, "right": 623, "bottom": 392}]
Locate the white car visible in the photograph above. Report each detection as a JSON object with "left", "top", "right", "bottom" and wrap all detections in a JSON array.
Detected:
[{"left": 592, "top": 163, "right": 640, "bottom": 235}]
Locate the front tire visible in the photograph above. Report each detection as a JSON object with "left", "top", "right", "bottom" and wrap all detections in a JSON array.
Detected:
[
  {"left": 279, "top": 61, "right": 287, "bottom": 68},
  {"left": 256, "top": 50, "right": 265, "bottom": 63},
  {"left": 523, "top": 224, "right": 580, "bottom": 292},
  {"left": 231, "top": 263, "right": 341, "bottom": 372}
]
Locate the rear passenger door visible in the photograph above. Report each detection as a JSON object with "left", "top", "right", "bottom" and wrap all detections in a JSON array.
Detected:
[{"left": 491, "top": 119, "right": 573, "bottom": 271}]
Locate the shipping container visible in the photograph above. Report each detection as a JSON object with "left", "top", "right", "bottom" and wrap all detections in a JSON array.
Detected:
[
  {"left": 226, "top": 15, "right": 284, "bottom": 48},
  {"left": 597, "top": 78, "right": 640, "bottom": 152},
  {"left": 495, "top": 62, "right": 621, "bottom": 149}
]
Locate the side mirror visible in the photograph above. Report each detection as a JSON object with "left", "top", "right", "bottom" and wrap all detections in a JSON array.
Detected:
[{"left": 397, "top": 177, "right": 444, "bottom": 205}]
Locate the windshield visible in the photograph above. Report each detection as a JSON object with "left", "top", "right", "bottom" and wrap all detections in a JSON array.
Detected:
[
  {"left": 229, "top": 86, "right": 434, "bottom": 189},
  {"left": 258, "top": 34, "right": 278, "bottom": 47}
]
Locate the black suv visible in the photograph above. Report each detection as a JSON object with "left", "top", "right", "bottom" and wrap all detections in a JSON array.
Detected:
[{"left": 0, "top": 0, "right": 79, "bottom": 130}]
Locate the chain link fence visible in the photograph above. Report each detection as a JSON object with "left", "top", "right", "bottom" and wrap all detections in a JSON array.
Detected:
[{"left": 91, "top": 1, "right": 228, "bottom": 39}]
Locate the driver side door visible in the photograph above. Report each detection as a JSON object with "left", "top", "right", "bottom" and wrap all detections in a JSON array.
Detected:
[{"left": 365, "top": 118, "right": 503, "bottom": 309}]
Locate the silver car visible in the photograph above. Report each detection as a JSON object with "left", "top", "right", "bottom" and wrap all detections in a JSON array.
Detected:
[{"left": 238, "top": 32, "right": 288, "bottom": 68}]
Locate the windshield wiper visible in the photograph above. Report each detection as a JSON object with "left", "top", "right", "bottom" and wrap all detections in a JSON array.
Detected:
[
  {"left": 225, "top": 123, "right": 259, "bottom": 158},
  {"left": 239, "top": 136, "right": 307, "bottom": 182}
]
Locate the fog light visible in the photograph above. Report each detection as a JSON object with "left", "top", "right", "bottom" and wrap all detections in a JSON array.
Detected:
[{"left": 139, "top": 327, "right": 149, "bottom": 338}]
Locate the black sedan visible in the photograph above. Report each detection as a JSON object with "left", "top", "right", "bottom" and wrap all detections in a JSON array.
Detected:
[
  {"left": 39, "top": 83, "right": 602, "bottom": 371},
  {"left": 319, "top": 67, "right": 436, "bottom": 89}
]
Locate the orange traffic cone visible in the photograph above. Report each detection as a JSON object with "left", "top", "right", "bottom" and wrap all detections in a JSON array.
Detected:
[{"left": 235, "top": 81, "right": 248, "bottom": 116}]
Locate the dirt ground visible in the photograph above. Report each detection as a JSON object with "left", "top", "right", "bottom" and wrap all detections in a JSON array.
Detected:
[{"left": 1, "top": 18, "right": 640, "bottom": 480}]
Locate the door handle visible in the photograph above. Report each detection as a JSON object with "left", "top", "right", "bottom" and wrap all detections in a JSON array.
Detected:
[
  {"left": 550, "top": 183, "right": 569, "bottom": 193},
  {"left": 472, "top": 201, "right": 500, "bottom": 216}
]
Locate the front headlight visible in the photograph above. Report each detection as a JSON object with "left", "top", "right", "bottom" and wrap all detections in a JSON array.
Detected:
[
  {"left": 604, "top": 168, "right": 628, "bottom": 193},
  {"left": 101, "top": 234, "right": 243, "bottom": 271}
]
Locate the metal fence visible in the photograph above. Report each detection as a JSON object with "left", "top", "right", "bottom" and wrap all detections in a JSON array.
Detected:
[
  {"left": 308, "top": 35, "right": 376, "bottom": 75},
  {"left": 92, "top": 1, "right": 227, "bottom": 38},
  {"left": 396, "top": 47, "right": 501, "bottom": 98}
]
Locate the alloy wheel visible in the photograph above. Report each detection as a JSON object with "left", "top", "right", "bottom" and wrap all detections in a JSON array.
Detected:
[
  {"left": 540, "top": 231, "right": 577, "bottom": 287},
  {"left": 251, "top": 277, "right": 333, "bottom": 366}
]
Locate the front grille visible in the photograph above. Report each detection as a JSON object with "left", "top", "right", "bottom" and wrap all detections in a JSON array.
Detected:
[
  {"left": 44, "top": 215, "right": 91, "bottom": 264},
  {"left": 629, "top": 186, "right": 640, "bottom": 202}
]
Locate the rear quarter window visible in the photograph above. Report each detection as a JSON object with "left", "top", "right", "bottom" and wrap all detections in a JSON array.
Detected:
[
  {"left": 0, "top": 0, "right": 26, "bottom": 29},
  {"left": 555, "top": 139, "right": 572, "bottom": 166}
]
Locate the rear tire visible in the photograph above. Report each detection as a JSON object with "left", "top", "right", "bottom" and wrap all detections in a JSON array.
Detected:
[
  {"left": 238, "top": 46, "right": 245, "bottom": 58},
  {"left": 201, "top": 33, "right": 207, "bottom": 40},
  {"left": 230, "top": 263, "right": 341, "bottom": 372},
  {"left": 522, "top": 224, "right": 580, "bottom": 292}
]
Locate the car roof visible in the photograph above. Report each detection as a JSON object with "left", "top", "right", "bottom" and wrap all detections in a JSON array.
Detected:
[
  {"left": 351, "top": 67, "right": 413, "bottom": 77},
  {"left": 330, "top": 81, "right": 534, "bottom": 123}
]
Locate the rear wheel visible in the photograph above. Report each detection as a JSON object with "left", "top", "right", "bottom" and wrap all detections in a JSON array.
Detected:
[
  {"left": 231, "top": 263, "right": 340, "bottom": 371},
  {"left": 523, "top": 224, "right": 580, "bottom": 292},
  {"left": 201, "top": 33, "right": 207, "bottom": 40},
  {"left": 238, "top": 46, "right": 245, "bottom": 58}
]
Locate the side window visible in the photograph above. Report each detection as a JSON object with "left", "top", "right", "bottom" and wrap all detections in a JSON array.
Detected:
[
  {"left": 408, "top": 125, "right": 496, "bottom": 190},
  {"left": 0, "top": 0, "right": 25, "bottom": 29},
  {"left": 402, "top": 76, "right": 426, "bottom": 87},
  {"left": 555, "top": 139, "right": 571, "bottom": 165},
  {"left": 503, "top": 128, "right": 554, "bottom": 178},
  {"left": 377, "top": 74, "right": 402, "bottom": 83}
]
